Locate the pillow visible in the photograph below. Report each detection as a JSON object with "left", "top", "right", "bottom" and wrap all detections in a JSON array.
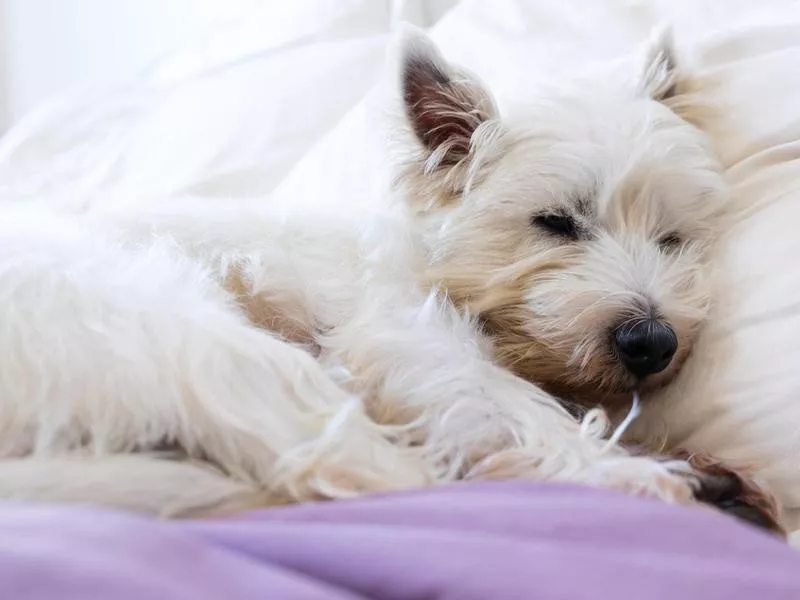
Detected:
[{"left": 631, "top": 23, "right": 800, "bottom": 528}]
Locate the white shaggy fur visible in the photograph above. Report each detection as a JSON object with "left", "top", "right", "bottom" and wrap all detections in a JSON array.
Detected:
[{"left": 0, "top": 27, "right": 729, "bottom": 515}]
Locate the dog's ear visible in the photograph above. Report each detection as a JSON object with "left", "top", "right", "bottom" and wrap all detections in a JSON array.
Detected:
[
  {"left": 397, "top": 26, "right": 501, "bottom": 198},
  {"left": 639, "top": 26, "right": 713, "bottom": 128},
  {"left": 641, "top": 26, "right": 684, "bottom": 103}
]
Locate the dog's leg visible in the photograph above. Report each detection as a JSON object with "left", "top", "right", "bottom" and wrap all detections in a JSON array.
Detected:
[
  {"left": 0, "top": 213, "right": 428, "bottom": 504},
  {"left": 0, "top": 455, "right": 265, "bottom": 517},
  {"left": 321, "top": 282, "right": 696, "bottom": 503}
]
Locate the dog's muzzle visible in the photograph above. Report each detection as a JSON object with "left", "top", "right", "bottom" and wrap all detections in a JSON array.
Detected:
[{"left": 614, "top": 319, "right": 678, "bottom": 379}]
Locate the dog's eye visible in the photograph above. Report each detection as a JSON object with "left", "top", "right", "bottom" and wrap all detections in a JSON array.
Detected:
[
  {"left": 658, "top": 233, "right": 682, "bottom": 252},
  {"left": 532, "top": 214, "right": 579, "bottom": 239}
]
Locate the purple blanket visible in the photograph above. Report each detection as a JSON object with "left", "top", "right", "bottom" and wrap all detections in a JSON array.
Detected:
[{"left": 1, "top": 482, "right": 798, "bottom": 599}]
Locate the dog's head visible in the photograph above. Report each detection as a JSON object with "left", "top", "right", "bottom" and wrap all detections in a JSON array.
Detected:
[{"left": 394, "top": 28, "right": 728, "bottom": 408}]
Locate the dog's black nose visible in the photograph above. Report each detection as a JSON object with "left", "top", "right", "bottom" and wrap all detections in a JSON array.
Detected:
[{"left": 614, "top": 319, "right": 677, "bottom": 378}]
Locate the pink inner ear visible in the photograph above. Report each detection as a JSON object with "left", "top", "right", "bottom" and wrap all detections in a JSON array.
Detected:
[{"left": 402, "top": 57, "right": 484, "bottom": 167}]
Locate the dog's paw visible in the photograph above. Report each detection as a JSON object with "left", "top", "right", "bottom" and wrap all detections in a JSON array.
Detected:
[
  {"left": 672, "top": 450, "right": 786, "bottom": 537},
  {"left": 693, "top": 470, "right": 784, "bottom": 535}
]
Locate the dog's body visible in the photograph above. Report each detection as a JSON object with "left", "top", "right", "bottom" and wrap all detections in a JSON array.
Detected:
[{"left": 0, "top": 28, "right": 770, "bottom": 524}]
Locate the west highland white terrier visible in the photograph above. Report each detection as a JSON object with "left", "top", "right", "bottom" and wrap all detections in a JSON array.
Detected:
[{"left": 0, "top": 27, "right": 779, "bottom": 531}]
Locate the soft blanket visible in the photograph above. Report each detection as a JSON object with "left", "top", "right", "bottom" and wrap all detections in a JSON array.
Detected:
[{"left": 2, "top": 482, "right": 798, "bottom": 599}]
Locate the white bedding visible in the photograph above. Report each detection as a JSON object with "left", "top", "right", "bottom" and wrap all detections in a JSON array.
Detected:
[{"left": 1, "top": 0, "right": 800, "bottom": 526}]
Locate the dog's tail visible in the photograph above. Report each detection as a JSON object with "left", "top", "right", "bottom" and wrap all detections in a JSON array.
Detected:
[{"left": 0, "top": 454, "right": 274, "bottom": 518}]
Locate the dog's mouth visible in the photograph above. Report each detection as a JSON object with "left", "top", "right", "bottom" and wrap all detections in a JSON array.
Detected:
[{"left": 540, "top": 346, "right": 691, "bottom": 412}]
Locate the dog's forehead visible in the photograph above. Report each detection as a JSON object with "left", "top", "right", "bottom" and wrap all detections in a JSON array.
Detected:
[
  {"left": 507, "top": 97, "right": 690, "bottom": 161},
  {"left": 493, "top": 97, "right": 724, "bottom": 229},
  {"left": 506, "top": 89, "right": 657, "bottom": 132}
]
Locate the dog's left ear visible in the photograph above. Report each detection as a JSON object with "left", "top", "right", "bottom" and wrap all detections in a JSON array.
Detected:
[
  {"left": 641, "top": 26, "right": 685, "bottom": 103},
  {"left": 640, "top": 27, "right": 712, "bottom": 128}
]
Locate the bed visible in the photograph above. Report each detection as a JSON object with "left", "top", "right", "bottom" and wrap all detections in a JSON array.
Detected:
[{"left": 0, "top": 0, "right": 800, "bottom": 596}]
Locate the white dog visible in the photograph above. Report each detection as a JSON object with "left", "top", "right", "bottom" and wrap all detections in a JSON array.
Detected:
[{"left": 0, "top": 27, "right": 770, "bottom": 525}]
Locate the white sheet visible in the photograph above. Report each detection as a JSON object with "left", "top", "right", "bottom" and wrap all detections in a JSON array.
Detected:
[
  {"left": 1, "top": 0, "right": 800, "bottom": 525},
  {"left": 0, "top": 0, "right": 454, "bottom": 209}
]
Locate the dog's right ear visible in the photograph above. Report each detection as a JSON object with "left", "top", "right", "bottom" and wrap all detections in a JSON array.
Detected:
[{"left": 396, "top": 26, "right": 501, "bottom": 199}]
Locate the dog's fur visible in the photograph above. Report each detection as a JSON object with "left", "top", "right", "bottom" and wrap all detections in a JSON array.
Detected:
[{"left": 0, "top": 27, "right": 756, "bottom": 520}]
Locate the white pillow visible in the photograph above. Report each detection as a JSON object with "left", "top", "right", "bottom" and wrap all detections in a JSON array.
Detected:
[{"left": 631, "top": 22, "right": 800, "bottom": 524}]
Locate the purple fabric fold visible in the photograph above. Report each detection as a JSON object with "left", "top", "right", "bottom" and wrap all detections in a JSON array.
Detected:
[{"left": 0, "top": 481, "right": 797, "bottom": 599}]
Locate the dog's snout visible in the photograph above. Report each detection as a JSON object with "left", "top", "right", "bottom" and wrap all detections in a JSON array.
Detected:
[{"left": 614, "top": 319, "right": 677, "bottom": 379}]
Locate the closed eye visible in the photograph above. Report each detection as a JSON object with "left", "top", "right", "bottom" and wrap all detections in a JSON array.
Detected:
[
  {"left": 658, "top": 232, "right": 683, "bottom": 252},
  {"left": 531, "top": 213, "right": 580, "bottom": 240}
]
